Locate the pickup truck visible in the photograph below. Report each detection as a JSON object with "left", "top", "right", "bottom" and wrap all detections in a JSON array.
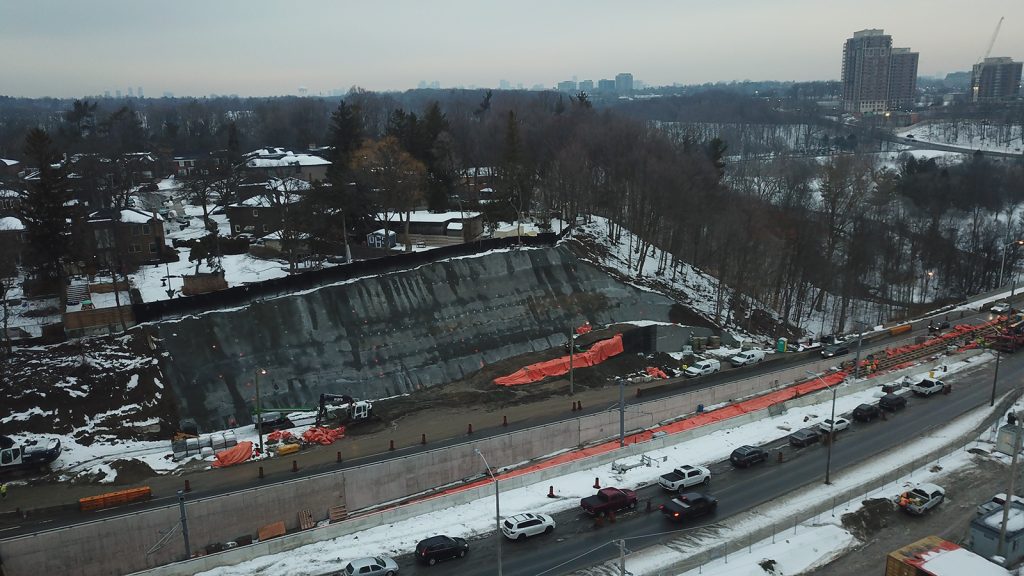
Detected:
[
  {"left": 728, "top": 350, "right": 765, "bottom": 367},
  {"left": 658, "top": 465, "right": 711, "bottom": 491},
  {"left": 897, "top": 483, "right": 945, "bottom": 515},
  {"left": 580, "top": 487, "right": 638, "bottom": 516},
  {"left": 0, "top": 436, "right": 62, "bottom": 474},
  {"left": 660, "top": 492, "right": 718, "bottom": 522},
  {"left": 684, "top": 359, "right": 720, "bottom": 378}
]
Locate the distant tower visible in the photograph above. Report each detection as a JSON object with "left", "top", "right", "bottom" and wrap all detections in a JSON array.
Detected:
[
  {"left": 841, "top": 29, "right": 892, "bottom": 114},
  {"left": 127, "top": 87, "right": 134, "bottom": 97},
  {"left": 887, "top": 48, "right": 919, "bottom": 110},
  {"left": 115, "top": 89, "right": 122, "bottom": 99},
  {"left": 972, "top": 57, "right": 1023, "bottom": 102},
  {"left": 614, "top": 73, "right": 634, "bottom": 94},
  {"left": 137, "top": 86, "right": 144, "bottom": 99}
]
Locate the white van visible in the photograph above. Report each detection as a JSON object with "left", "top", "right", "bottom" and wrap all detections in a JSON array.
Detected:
[
  {"left": 729, "top": 350, "right": 765, "bottom": 367},
  {"left": 684, "top": 359, "right": 721, "bottom": 378}
]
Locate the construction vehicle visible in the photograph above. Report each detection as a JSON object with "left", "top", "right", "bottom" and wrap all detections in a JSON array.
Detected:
[
  {"left": 992, "top": 313, "right": 1024, "bottom": 352},
  {"left": 1, "top": 435, "right": 62, "bottom": 475},
  {"left": 315, "top": 394, "right": 374, "bottom": 427}
]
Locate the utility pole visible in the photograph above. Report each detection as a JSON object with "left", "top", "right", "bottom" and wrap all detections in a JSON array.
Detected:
[
  {"left": 255, "top": 368, "right": 266, "bottom": 455},
  {"left": 991, "top": 349, "right": 1002, "bottom": 407},
  {"left": 619, "top": 377, "right": 626, "bottom": 447},
  {"left": 618, "top": 539, "right": 627, "bottom": 575},
  {"left": 852, "top": 323, "right": 864, "bottom": 379},
  {"left": 998, "top": 412, "right": 1022, "bottom": 558},
  {"left": 569, "top": 329, "right": 575, "bottom": 396},
  {"left": 475, "top": 449, "right": 502, "bottom": 576},
  {"left": 177, "top": 490, "right": 191, "bottom": 560}
]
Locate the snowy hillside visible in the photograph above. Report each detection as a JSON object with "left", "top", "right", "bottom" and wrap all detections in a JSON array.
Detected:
[{"left": 897, "top": 121, "right": 1024, "bottom": 154}]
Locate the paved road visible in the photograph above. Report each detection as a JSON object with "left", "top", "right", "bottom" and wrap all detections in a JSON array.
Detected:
[{"left": 383, "top": 347, "right": 1019, "bottom": 576}]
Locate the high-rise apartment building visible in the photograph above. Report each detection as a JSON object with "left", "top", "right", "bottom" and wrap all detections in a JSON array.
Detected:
[
  {"left": 614, "top": 73, "right": 633, "bottom": 94},
  {"left": 557, "top": 80, "right": 577, "bottom": 92},
  {"left": 887, "top": 48, "right": 919, "bottom": 110},
  {"left": 597, "top": 79, "right": 616, "bottom": 91},
  {"left": 841, "top": 29, "right": 892, "bottom": 114},
  {"left": 971, "top": 57, "right": 1023, "bottom": 102},
  {"left": 579, "top": 80, "right": 594, "bottom": 92}
]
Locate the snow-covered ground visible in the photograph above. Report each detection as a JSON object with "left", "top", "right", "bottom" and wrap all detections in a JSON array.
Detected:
[
  {"left": 194, "top": 353, "right": 991, "bottom": 576},
  {"left": 897, "top": 121, "right": 1024, "bottom": 155}
]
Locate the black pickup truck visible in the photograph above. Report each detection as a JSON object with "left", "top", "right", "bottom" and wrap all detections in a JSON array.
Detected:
[{"left": 0, "top": 435, "right": 62, "bottom": 474}]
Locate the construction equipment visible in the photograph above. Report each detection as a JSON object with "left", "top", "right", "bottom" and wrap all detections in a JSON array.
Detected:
[
  {"left": 315, "top": 394, "right": 373, "bottom": 427},
  {"left": 993, "top": 314, "right": 1024, "bottom": 352},
  {"left": 972, "top": 16, "right": 1005, "bottom": 101}
]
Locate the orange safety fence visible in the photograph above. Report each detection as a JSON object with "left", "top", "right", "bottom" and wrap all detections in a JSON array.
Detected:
[
  {"left": 494, "top": 334, "right": 624, "bottom": 386},
  {"left": 79, "top": 486, "right": 152, "bottom": 512},
  {"left": 212, "top": 440, "right": 254, "bottom": 468},
  {"left": 302, "top": 426, "right": 346, "bottom": 445}
]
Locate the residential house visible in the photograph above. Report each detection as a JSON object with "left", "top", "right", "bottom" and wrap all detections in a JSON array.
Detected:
[
  {"left": 225, "top": 178, "right": 308, "bottom": 237},
  {"left": 172, "top": 156, "right": 199, "bottom": 177},
  {"left": 0, "top": 158, "right": 19, "bottom": 177},
  {"left": 0, "top": 188, "right": 20, "bottom": 217},
  {"left": 84, "top": 208, "right": 168, "bottom": 270},
  {"left": 457, "top": 167, "right": 497, "bottom": 201},
  {"left": 377, "top": 210, "right": 484, "bottom": 245},
  {"left": 0, "top": 216, "right": 26, "bottom": 267},
  {"left": 240, "top": 147, "right": 331, "bottom": 183}
]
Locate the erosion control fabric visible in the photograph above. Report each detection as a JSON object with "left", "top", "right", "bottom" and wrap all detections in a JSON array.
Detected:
[{"left": 494, "top": 334, "right": 624, "bottom": 386}]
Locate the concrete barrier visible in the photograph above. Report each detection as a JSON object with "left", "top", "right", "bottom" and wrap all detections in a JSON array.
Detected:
[{"left": 0, "top": 351, "right": 979, "bottom": 576}]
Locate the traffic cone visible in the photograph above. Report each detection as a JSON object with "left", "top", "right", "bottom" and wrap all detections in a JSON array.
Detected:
[
  {"left": 547, "top": 486, "right": 556, "bottom": 498},
  {"left": 593, "top": 477, "right": 601, "bottom": 489}
]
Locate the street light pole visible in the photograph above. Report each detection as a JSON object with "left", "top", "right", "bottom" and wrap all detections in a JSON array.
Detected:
[
  {"left": 255, "top": 368, "right": 267, "bottom": 455},
  {"left": 475, "top": 449, "right": 502, "bottom": 576},
  {"left": 618, "top": 377, "right": 626, "bottom": 447},
  {"left": 991, "top": 348, "right": 1002, "bottom": 407},
  {"left": 998, "top": 412, "right": 1022, "bottom": 558},
  {"left": 807, "top": 370, "right": 838, "bottom": 485},
  {"left": 568, "top": 329, "right": 575, "bottom": 396}
]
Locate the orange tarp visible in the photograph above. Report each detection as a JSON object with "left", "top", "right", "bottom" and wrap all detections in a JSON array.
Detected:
[
  {"left": 646, "top": 367, "right": 669, "bottom": 379},
  {"left": 258, "top": 521, "right": 286, "bottom": 541},
  {"left": 212, "top": 440, "right": 253, "bottom": 468},
  {"left": 494, "top": 334, "right": 624, "bottom": 386},
  {"left": 302, "top": 426, "right": 346, "bottom": 445},
  {"left": 575, "top": 323, "right": 593, "bottom": 335},
  {"left": 79, "top": 486, "right": 152, "bottom": 511}
]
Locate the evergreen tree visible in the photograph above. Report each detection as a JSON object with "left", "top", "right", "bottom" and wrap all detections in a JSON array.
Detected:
[{"left": 19, "top": 129, "right": 70, "bottom": 285}]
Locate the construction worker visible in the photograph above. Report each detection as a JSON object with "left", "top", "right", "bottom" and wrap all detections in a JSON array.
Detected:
[{"left": 1, "top": 482, "right": 7, "bottom": 499}]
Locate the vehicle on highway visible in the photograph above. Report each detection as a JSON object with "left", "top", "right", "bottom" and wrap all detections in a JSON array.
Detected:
[
  {"left": 658, "top": 464, "right": 711, "bottom": 491},
  {"left": 879, "top": 393, "right": 908, "bottom": 411},
  {"left": 820, "top": 343, "right": 850, "bottom": 358},
  {"left": 819, "top": 417, "right": 850, "bottom": 434},
  {"left": 852, "top": 403, "right": 881, "bottom": 422},
  {"left": 730, "top": 445, "right": 768, "bottom": 468},
  {"left": 501, "top": 512, "right": 555, "bottom": 540},
  {"left": 911, "top": 378, "right": 945, "bottom": 397},
  {"left": 898, "top": 483, "right": 945, "bottom": 515},
  {"left": 415, "top": 535, "right": 469, "bottom": 566},
  {"left": 660, "top": 492, "right": 718, "bottom": 522},
  {"left": 580, "top": 487, "right": 638, "bottom": 516},
  {"left": 684, "top": 359, "right": 721, "bottom": 378},
  {"left": 728, "top": 350, "right": 765, "bottom": 367},
  {"left": 990, "top": 302, "right": 1012, "bottom": 314},
  {"left": 788, "top": 428, "right": 821, "bottom": 447},
  {"left": 343, "top": 556, "right": 399, "bottom": 576}
]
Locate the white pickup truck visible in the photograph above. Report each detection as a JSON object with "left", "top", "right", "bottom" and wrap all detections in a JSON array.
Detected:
[
  {"left": 658, "top": 465, "right": 711, "bottom": 491},
  {"left": 728, "top": 350, "right": 765, "bottom": 367},
  {"left": 898, "top": 483, "right": 945, "bottom": 515},
  {"left": 684, "top": 359, "right": 721, "bottom": 378}
]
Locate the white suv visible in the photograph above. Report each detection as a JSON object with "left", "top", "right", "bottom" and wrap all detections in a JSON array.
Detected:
[
  {"left": 911, "top": 378, "right": 944, "bottom": 396},
  {"left": 501, "top": 512, "right": 555, "bottom": 540}
]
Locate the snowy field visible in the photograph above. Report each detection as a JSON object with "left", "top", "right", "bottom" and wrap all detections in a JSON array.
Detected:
[
  {"left": 897, "top": 121, "right": 1024, "bottom": 155},
  {"left": 194, "top": 354, "right": 992, "bottom": 576}
]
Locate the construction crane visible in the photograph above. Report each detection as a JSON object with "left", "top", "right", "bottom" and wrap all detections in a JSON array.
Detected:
[{"left": 973, "top": 16, "right": 1005, "bottom": 102}]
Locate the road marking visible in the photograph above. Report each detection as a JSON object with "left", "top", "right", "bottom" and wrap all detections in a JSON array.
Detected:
[{"left": 0, "top": 526, "right": 22, "bottom": 532}]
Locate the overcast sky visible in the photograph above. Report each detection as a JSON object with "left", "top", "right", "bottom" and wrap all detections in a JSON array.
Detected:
[{"left": 2, "top": 0, "right": 1023, "bottom": 98}]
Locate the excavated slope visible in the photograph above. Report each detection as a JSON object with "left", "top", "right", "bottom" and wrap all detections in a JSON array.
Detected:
[{"left": 155, "top": 245, "right": 677, "bottom": 430}]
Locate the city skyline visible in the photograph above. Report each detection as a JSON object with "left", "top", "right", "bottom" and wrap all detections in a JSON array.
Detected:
[{"left": 1, "top": 0, "right": 1022, "bottom": 98}]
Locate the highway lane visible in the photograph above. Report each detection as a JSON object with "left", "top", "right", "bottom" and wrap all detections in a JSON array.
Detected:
[{"left": 384, "top": 347, "right": 1020, "bottom": 576}]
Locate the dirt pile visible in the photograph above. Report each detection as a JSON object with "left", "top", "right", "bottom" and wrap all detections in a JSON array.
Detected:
[
  {"left": 109, "top": 458, "right": 158, "bottom": 484},
  {"left": 840, "top": 497, "right": 897, "bottom": 540}
]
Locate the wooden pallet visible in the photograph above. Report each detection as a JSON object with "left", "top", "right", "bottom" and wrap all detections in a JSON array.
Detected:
[
  {"left": 328, "top": 505, "right": 348, "bottom": 523},
  {"left": 299, "top": 509, "right": 315, "bottom": 530}
]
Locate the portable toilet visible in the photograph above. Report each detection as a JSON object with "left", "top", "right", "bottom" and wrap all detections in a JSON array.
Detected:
[{"left": 776, "top": 337, "right": 788, "bottom": 353}]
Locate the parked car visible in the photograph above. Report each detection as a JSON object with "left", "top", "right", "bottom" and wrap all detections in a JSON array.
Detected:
[
  {"left": 852, "top": 403, "right": 881, "bottom": 422},
  {"left": 911, "top": 378, "right": 945, "bottom": 397},
  {"left": 879, "top": 393, "right": 907, "bottom": 411},
  {"left": 820, "top": 344, "right": 850, "bottom": 358},
  {"left": 898, "top": 483, "right": 945, "bottom": 515},
  {"left": 343, "top": 556, "right": 399, "bottom": 576},
  {"left": 580, "top": 487, "right": 638, "bottom": 516},
  {"left": 660, "top": 492, "right": 718, "bottom": 522},
  {"left": 819, "top": 417, "right": 850, "bottom": 434},
  {"left": 730, "top": 445, "right": 768, "bottom": 468},
  {"left": 684, "top": 359, "right": 721, "bottom": 378},
  {"left": 658, "top": 464, "right": 711, "bottom": 491},
  {"left": 788, "top": 428, "right": 821, "bottom": 447},
  {"left": 415, "top": 535, "right": 469, "bottom": 566},
  {"left": 501, "top": 512, "right": 555, "bottom": 541},
  {"left": 728, "top": 350, "right": 765, "bottom": 367}
]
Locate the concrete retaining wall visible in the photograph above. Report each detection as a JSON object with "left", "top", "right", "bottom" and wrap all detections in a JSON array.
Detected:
[{"left": 0, "top": 352, "right": 979, "bottom": 576}]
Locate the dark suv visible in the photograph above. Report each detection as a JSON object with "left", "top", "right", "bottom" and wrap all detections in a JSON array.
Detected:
[
  {"left": 730, "top": 445, "right": 768, "bottom": 467},
  {"left": 788, "top": 428, "right": 821, "bottom": 447},
  {"left": 820, "top": 344, "right": 850, "bottom": 358},
  {"left": 879, "top": 393, "right": 907, "bottom": 411},
  {"left": 415, "top": 535, "right": 469, "bottom": 566},
  {"left": 852, "top": 403, "right": 881, "bottom": 422}
]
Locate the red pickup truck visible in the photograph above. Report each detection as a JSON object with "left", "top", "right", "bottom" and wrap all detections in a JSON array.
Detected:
[{"left": 580, "top": 487, "right": 638, "bottom": 516}]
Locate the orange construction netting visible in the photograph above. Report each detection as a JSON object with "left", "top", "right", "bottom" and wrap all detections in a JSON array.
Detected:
[
  {"left": 302, "top": 426, "right": 346, "bottom": 445},
  {"left": 494, "top": 334, "right": 624, "bottom": 386}
]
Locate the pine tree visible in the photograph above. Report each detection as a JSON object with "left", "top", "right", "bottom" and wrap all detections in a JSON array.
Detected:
[{"left": 19, "top": 129, "right": 70, "bottom": 287}]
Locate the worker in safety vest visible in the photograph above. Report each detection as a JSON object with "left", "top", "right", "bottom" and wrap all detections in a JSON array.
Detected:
[{"left": 1, "top": 483, "right": 7, "bottom": 499}]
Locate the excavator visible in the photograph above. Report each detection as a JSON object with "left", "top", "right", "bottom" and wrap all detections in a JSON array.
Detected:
[{"left": 315, "top": 393, "right": 374, "bottom": 427}]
